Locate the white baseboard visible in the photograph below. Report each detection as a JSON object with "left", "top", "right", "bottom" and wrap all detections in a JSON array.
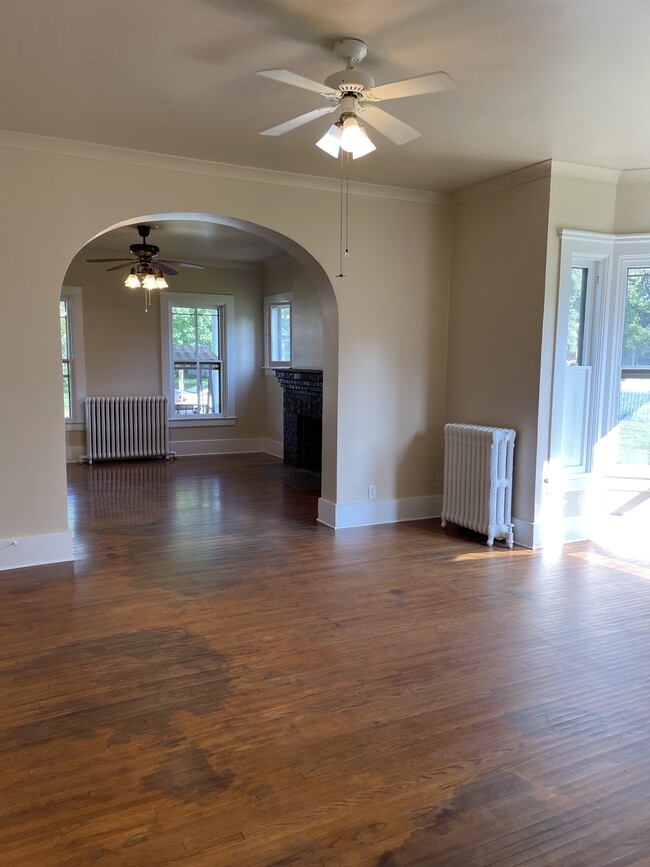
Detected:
[
  {"left": 66, "top": 445, "right": 84, "bottom": 463},
  {"left": 0, "top": 531, "right": 73, "bottom": 572},
  {"left": 167, "top": 437, "right": 269, "bottom": 457},
  {"left": 317, "top": 495, "right": 443, "bottom": 529},
  {"left": 263, "top": 438, "right": 284, "bottom": 458}
]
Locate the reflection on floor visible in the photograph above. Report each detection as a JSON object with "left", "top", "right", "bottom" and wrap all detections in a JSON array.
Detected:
[{"left": 586, "top": 476, "right": 650, "bottom": 559}]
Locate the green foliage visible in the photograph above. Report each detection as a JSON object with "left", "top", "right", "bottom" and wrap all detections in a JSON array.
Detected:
[{"left": 624, "top": 269, "right": 650, "bottom": 365}]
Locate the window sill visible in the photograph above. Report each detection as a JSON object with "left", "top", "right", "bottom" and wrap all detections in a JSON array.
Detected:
[
  {"left": 65, "top": 421, "right": 85, "bottom": 431},
  {"left": 169, "top": 417, "right": 237, "bottom": 428},
  {"left": 263, "top": 366, "right": 292, "bottom": 376}
]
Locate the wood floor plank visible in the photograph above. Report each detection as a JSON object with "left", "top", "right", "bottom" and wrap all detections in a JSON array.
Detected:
[{"left": 0, "top": 454, "right": 649, "bottom": 865}]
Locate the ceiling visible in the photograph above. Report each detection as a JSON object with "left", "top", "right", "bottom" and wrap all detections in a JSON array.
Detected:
[
  {"left": 4, "top": 0, "right": 650, "bottom": 198},
  {"left": 82, "top": 220, "right": 287, "bottom": 267}
]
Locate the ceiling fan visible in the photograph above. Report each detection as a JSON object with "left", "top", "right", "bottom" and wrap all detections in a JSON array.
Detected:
[
  {"left": 258, "top": 38, "right": 456, "bottom": 158},
  {"left": 86, "top": 224, "right": 205, "bottom": 277}
]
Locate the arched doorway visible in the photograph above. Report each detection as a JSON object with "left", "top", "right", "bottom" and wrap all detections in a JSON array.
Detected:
[{"left": 61, "top": 213, "right": 339, "bottom": 541}]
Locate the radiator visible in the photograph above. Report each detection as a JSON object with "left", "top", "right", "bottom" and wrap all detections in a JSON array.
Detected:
[
  {"left": 441, "top": 423, "right": 516, "bottom": 548},
  {"left": 83, "top": 396, "right": 170, "bottom": 463}
]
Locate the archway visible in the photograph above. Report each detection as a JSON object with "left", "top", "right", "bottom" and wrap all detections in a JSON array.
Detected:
[{"left": 63, "top": 211, "right": 339, "bottom": 522}]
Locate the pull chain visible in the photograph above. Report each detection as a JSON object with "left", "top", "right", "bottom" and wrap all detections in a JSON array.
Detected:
[{"left": 337, "top": 151, "right": 351, "bottom": 278}]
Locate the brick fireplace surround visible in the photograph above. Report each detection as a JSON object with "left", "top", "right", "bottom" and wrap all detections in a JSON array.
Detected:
[{"left": 274, "top": 370, "right": 323, "bottom": 473}]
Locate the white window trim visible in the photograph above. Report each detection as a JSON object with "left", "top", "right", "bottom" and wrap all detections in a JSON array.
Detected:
[
  {"left": 263, "top": 291, "right": 293, "bottom": 370},
  {"left": 61, "top": 285, "right": 87, "bottom": 429},
  {"left": 553, "top": 230, "right": 650, "bottom": 482},
  {"left": 160, "top": 291, "right": 236, "bottom": 425}
]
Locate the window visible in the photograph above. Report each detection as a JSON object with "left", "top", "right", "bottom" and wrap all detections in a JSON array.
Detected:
[
  {"left": 59, "top": 286, "right": 86, "bottom": 424},
  {"left": 161, "top": 292, "right": 235, "bottom": 422},
  {"left": 60, "top": 299, "right": 72, "bottom": 419},
  {"left": 264, "top": 293, "right": 292, "bottom": 368},
  {"left": 567, "top": 266, "right": 588, "bottom": 366}
]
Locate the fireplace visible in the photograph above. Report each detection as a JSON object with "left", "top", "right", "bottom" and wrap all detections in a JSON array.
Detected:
[{"left": 275, "top": 370, "right": 323, "bottom": 472}]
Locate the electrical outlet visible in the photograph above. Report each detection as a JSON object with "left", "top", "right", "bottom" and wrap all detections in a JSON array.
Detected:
[{"left": 368, "top": 484, "right": 377, "bottom": 500}]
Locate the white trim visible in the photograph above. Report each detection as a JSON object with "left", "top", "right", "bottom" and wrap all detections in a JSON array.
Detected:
[
  {"left": 0, "top": 532, "right": 73, "bottom": 571},
  {"left": 550, "top": 161, "right": 621, "bottom": 184},
  {"left": 61, "top": 285, "right": 87, "bottom": 424},
  {"left": 511, "top": 518, "right": 541, "bottom": 549},
  {"left": 171, "top": 437, "right": 268, "bottom": 456},
  {"left": 452, "top": 161, "right": 553, "bottom": 205},
  {"left": 317, "top": 495, "right": 443, "bottom": 529},
  {"left": 264, "top": 439, "right": 284, "bottom": 458},
  {"left": 618, "top": 168, "right": 650, "bottom": 185},
  {"left": 264, "top": 292, "right": 293, "bottom": 368},
  {"left": 0, "top": 129, "right": 448, "bottom": 204},
  {"left": 160, "top": 291, "right": 235, "bottom": 421}
]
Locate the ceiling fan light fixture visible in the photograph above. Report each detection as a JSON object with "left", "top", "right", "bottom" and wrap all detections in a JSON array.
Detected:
[
  {"left": 141, "top": 271, "right": 157, "bottom": 291},
  {"left": 125, "top": 268, "right": 141, "bottom": 289},
  {"left": 340, "top": 116, "right": 375, "bottom": 158},
  {"left": 155, "top": 271, "right": 169, "bottom": 289},
  {"left": 316, "top": 123, "right": 343, "bottom": 158}
]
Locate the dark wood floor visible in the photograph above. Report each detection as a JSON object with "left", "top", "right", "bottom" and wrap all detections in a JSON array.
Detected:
[{"left": 1, "top": 454, "right": 649, "bottom": 866}]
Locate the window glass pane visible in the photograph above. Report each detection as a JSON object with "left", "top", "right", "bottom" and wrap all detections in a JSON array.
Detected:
[
  {"left": 199, "top": 364, "right": 221, "bottom": 415},
  {"left": 60, "top": 299, "right": 69, "bottom": 360},
  {"left": 270, "top": 303, "right": 291, "bottom": 363},
  {"left": 567, "top": 267, "right": 587, "bottom": 366},
  {"left": 170, "top": 303, "right": 223, "bottom": 416},
  {"left": 172, "top": 307, "right": 196, "bottom": 356},
  {"left": 617, "top": 268, "right": 650, "bottom": 466},
  {"left": 197, "top": 308, "right": 220, "bottom": 358},
  {"left": 62, "top": 361, "right": 71, "bottom": 419}
]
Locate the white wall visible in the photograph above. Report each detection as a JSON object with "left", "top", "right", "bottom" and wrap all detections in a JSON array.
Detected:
[{"left": 0, "top": 134, "right": 451, "bottom": 569}]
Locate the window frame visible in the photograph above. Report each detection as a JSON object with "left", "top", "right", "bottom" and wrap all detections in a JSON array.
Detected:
[
  {"left": 160, "top": 291, "right": 236, "bottom": 425},
  {"left": 264, "top": 291, "right": 293, "bottom": 369},
  {"left": 60, "top": 285, "right": 87, "bottom": 428}
]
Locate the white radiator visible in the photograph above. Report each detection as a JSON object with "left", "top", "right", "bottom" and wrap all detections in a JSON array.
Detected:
[
  {"left": 441, "top": 423, "right": 516, "bottom": 548},
  {"left": 83, "top": 396, "right": 170, "bottom": 463}
]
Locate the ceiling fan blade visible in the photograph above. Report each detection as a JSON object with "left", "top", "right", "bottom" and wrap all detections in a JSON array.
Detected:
[
  {"left": 365, "top": 71, "right": 456, "bottom": 103},
  {"left": 260, "top": 105, "right": 337, "bottom": 137},
  {"left": 257, "top": 69, "right": 337, "bottom": 96},
  {"left": 86, "top": 258, "right": 131, "bottom": 263},
  {"left": 105, "top": 263, "right": 134, "bottom": 272},
  {"left": 159, "top": 260, "right": 205, "bottom": 270},
  {"left": 359, "top": 105, "right": 420, "bottom": 145},
  {"left": 155, "top": 263, "right": 178, "bottom": 277}
]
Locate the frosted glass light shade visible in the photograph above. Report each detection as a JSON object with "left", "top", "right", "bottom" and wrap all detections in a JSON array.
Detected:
[{"left": 316, "top": 124, "right": 343, "bottom": 158}]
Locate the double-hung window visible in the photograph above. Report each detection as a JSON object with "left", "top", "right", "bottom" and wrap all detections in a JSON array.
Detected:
[
  {"left": 60, "top": 299, "right": 72, "bottom": 419},
  {"left": 264, "top": 292, "right": 292, "bottom": 368},
  {"left": 161, "top": 292, "right": 235, "bottom": 421},
  {"left": 59, "top": 286, "right": 86, "bottom": 424}
]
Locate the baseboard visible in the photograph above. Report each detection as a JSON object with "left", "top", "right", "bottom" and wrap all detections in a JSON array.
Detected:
[
  {"left": 263, "top": 438, "right": 284, "bottom": 458},
  {"left": 317, "top": 495, "right": 443, "bottom": 529},
  {"left": 66, "top": 445, "right": 84, "bottom": 463},
  {"left": 168, "top": 437, "right": 269, "bottom": 457},
  {"left": 0, "top": 531, "right": 73, "bottom": 572},
  {"left": 512, "top": 518, "right": 541, "bottom": 549},
  {"left": 67, "top": 438, "right": 284, "bottom": 462}
]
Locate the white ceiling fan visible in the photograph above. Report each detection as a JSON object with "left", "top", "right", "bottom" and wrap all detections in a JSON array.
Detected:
[{"left": 258, "top": 38, "right": 455, "bottom": 159}]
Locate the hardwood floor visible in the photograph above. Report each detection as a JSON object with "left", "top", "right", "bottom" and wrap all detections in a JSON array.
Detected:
[{"left": 1, "top": 454, "right": 649, "bottom": 866}]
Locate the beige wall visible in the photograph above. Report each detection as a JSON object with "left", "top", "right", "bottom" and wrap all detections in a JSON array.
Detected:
[
  {"left": 447, "top": 177, "right": 552, "bottom": 524},
  {"left": 614, "top": 181, "right": 650, "bottom": 232},
  {"left": 63, "top": 255, "right": 267, "bottom": 454},
  {"left": 0, "top": 137, "right": 451, "bottom": 555},
  {"left": 262, "top": 256, "right": 325, "bottom": 446}
]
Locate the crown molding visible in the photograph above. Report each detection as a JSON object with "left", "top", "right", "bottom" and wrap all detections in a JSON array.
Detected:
[
  {"left": 617, "top": 168, "right": 650, "bottom": 185},
  {"left": 451, "top": 160, "right": 553, "bottom": 205},
  {"left": 0, "top": 129, "right": 450, "bottom": 206},
  {"left": 549, "top": 160, "right": 621, "bottom": 184}
]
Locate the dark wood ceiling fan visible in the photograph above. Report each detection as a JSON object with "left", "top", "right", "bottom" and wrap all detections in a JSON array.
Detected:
[{"left": 86, "top": 224, "right": 204, "bottom": 276}]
